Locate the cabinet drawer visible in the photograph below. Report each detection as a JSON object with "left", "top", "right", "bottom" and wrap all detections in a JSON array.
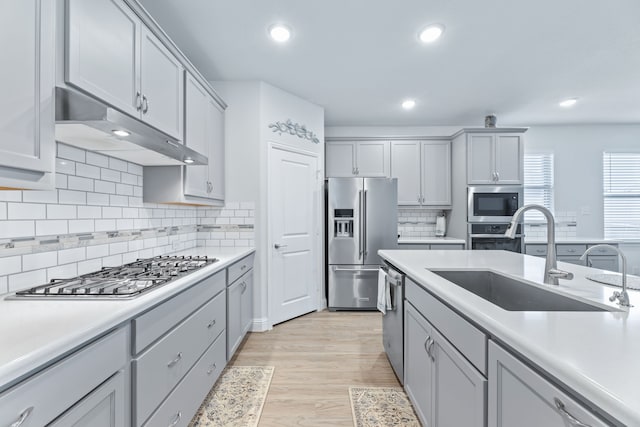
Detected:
[
  {"left": 133, "top": 270, "right": 225, "bottom": 353},
  {"left": 430, "top": 244, "right": 465, "bottom": 250},
  {"left": 398, "top": 243, "right": 431, "bottom": 250},
  {"left": 143, "top": 333, "right": 227, "bottom": 427},
  {"left": 406, "top": 278, "right": 487, "bottom": 374},
  {"left": 556, "top": 244, "right": 586, "bottom": 256},
  {"left": 587, "top": 244, "right": 618, "bottom": 256},
  {"left": 134, "top": 292, "right": 225, "bottom": 425},
  {"left": 525, "top": 244, "right": 547, "bottom": 256},
  {"left": 227, "top": 253, "right": 254, "bottom": 285},
  {"left": 0, "top": 328, "right": 127, "bottom": 427}
]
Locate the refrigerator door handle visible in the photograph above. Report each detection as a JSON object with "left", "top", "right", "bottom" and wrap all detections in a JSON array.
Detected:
[
  {"left": 358, "top": 190, "right": 363, "bottom": 259},
  {"left": 363, "top": 190, "right": 368, "bottom": 257}
]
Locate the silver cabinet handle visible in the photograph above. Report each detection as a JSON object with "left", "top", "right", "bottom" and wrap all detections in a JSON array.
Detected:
[
  {"left": 142, "top": 95, "right": 149, "bottom": 113},
  {"left": 168, "top": 411, "right": 182, "bottom": 427},
  {"left": 135, "top": 91, "right": 142, "bottom": 111},
  {"left": 417, "top": 195, "right": 421, "bottom": 203},
  {"left": 167, "top": 352, "right": 183, "bottom": 368},
  {"left": 241, "top": 281, "right": 247, "bottom": 292},
  {"left": 207, "top": 363, "right": 217, "bottom": 375},
  {"left": 207, "top": 319, "right": 216, "bottom": 328},
  {"left": 554, "top": 398, "right": 592, "bottom": 427},
  {"left": 495, "top": 171, "right": 500, "bottom": 181},
  {"left": 334, "top": 267, "right": 380, "bottom": 273},
  {"left": 10, "top": 407, "right": 34, "bottom": 427},
  {"left": 424, "top": 337, "right": 435, "bottom": 361},
  {"left": 352, "top": 167, "right": 357, "bottom": 175},
  {"left": 274, "top": 243, "right": 287, "bottom": 249},
  {"left": 428, "top": 338, "right": 435, "bottom": 361}
]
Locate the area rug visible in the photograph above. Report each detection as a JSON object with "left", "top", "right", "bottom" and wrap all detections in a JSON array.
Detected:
[
  {"left": 189, "top": 366, "right": 274, "bottom": 427},
  {"left": 349, "top": 386, "right": 420, "bottom": 427}
]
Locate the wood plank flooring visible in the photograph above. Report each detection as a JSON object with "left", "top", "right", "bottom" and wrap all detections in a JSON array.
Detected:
[{"left": 228, "top": 310, "right": 401, "bottom": 426}]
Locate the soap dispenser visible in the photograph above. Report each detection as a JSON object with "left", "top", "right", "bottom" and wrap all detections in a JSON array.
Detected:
[{"left": 435, "top": 211, "right": 446, "bottom": 237}]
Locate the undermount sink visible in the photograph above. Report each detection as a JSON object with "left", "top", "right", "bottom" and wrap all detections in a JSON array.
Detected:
[{"left": 431, "top": 270, "right": 611, "bottom": 312}]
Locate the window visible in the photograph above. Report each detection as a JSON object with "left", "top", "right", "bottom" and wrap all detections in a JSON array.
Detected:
[
  {"left": 603, "top": 152, "right": 640, "bottom": 239},
  {"left": 523, "top": 153, "right": 554, "bottom": 222}
]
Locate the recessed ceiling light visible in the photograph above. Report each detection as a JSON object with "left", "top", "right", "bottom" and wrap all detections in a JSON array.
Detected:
[
  {"left": 419, "top": 24, "right": 445, "bottom": 43},
  {"left": 402, "top": 99, "right": 416, "bottom": 110},
  {"left": 269, "top": 24, "right": 291, "bottom": 43},
  {"left": 184, "top": 158, "right": 195, "bottom": 164},
  {"left": 559, "top": 98, "right": 578, "bottom": 108},
  {"left": 112, "top": 130, "right": 130, "bottom": 137}
]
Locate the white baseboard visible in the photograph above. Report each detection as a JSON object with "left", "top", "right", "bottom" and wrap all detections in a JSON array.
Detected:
[{"left": 250, "top": 317, "right": 271, "bottom": 332}]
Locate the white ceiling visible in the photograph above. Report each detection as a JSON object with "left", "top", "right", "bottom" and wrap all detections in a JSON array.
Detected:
[{"left": 139, "top": 0, "right": 640, "bottom": 127}]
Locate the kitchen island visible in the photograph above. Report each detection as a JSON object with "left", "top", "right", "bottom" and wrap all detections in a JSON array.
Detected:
[{"left": 379, "top": 249, "right": 639, "bottom": 426}]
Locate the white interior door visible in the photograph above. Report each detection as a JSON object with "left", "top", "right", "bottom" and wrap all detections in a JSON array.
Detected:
[{"left": 269, "top": 145, "right": 319, "bottom": 325}]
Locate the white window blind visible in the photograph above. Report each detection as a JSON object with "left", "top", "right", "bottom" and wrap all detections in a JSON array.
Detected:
[
  {"left": 603, "top": 152, "right": 640, "bottom": 239},
  {"left": 524, "top": 153, "right": 554, "bottom": 222}
]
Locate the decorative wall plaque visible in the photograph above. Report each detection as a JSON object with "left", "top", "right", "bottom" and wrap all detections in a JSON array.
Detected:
[{"left": 268, "top": 119, "right": 320, "bottom": 144}]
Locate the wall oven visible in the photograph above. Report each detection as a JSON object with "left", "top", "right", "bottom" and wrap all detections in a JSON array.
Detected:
[
  {"left": 468, "top": 223, "right": 523, "bottom": 253},
  {"left": 468, "top": 186, "right": 522, "bottom": 223}
]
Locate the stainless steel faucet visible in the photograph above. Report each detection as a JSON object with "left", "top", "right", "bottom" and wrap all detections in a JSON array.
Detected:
[
  {"left": 505, "top": 204, "right": 574, "bottom": 285},
  {"left": 580, "top": 244, "right": 631, "bottom": 307}
]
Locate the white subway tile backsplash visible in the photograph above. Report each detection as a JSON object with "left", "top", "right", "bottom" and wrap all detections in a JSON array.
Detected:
[
  {"left": 47, "top": 263, "right": 78, "bottom": 281},
  {"left": 127, "top": 163, "right": 143, "bottom": 176},
  {"left": 110, "top": 195, "right": 128, "bottom": 207},
  {"left": 102, "top": 207, "right": 123, "bottom": 219},
  {"left": 0, "top": 221, "right": 35, "bottom": 239},
  {"left": 0, "top": 202, "right": 5, "bottom": 220},
  {"left": 225, "top": 202, "right": 239, "bottom": 210},
  {"left": 58, "top": 247, "right": 86, "bottom": 264},
  {"left": 8, "top": 203, "right": 46, "bottom": 220},
  {"left": 121, "top": 173, "right": 138, "bottom": 186},
  {"left": 75, "top": 163, "right": 101, "bottom": 179},
  {"left": 94, "top": 180, "right": 116, "bottom": 194},
  {"left": 116, "top": 219, "right": 134, "bottom": 230},
  {"left": 36, "top": 220, "right": 68, "bottom": 236},
  {"left": 0, "top": 191, "right": 22, "bottom": 202},
  {"left": 59, "top": 189, "right": 87, "bottom": 205},
  {"left": 109, "top": 157, "right": 128, "bottom": 172},
  {"left": 0, "top": 256, "right": 22, "bottom": 275},
  {"left": 68, "top": 176, "right": 94, "bottom": 192},
  {"left": 116, "top": 183, "right": 133, "bottom": 196},
  {"left": 0, "top": 276, "right": 6, "bottom": 294},
  {"left": 56, "top": 159, "right": 76, "bottom": 175},
  {"left": 102, "top": 254, "right": 122, "bottom": 267},
  {"left": 240, "top": 202, "right": 255, "bottom": 210},
  {"left": 78, "top": 258, "right": 102, "bottom": 275},
  {"left": 101, "top": 168, "right": 121, "bottom": 183},
  {"left": 23, "top": 251, "right": 57, "bottom": 271},
  {"left": 78, "top": 206, "right": 102, "bottom": 219},
  {"left": 23, "top": 190, "right": 57, "bottom": 204},
  {"left": 86, "top": 152, "right": 109, "bottom": 168},
  {"left": 9, "top": 269, "right": 46, "bottom": 292},
  {"left": 86, "top": 244, "right": 109, "bottom": 259},
  {"left": 47, "top": 205, "right": 76, "bottom": 220},
  {"left": 68, "top": 219, "right": 94, "bottom": 233},
  {"left": 57, "top": 144, "right": 86, "bottom": 163},
  {"left": 109, "top": 242, "right": 128, "bottom": 255},
  {"left": 87, "top": 193, "right": 110, "bottom": 206},
  {"left": 95, "top": 219, "right": 116, "bottom": 232},
  {"left": 56, "top": 173, "right": 68, "bottom": 189}
]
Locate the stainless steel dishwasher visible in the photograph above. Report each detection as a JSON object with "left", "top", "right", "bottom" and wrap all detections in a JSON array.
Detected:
[{"left": 382, "top": 262, "right": 405, "bottom": 384}]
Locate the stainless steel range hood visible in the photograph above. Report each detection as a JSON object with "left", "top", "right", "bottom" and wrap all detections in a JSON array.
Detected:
[{"left": 55, "top": 87, "right": 207, "bottom": 166}]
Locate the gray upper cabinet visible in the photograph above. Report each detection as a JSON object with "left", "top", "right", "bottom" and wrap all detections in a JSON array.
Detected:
[
  {"left": 467, "top": 132, "right": 523, "bottom": 185},
  {"left": 488, "top": 341, "right": 609, "bottom": 427},
  {"left": 67, "top": 0, "right": 184, "bottom": 140},
  {"left": 326, "top": 140, "right": 390, "bottom": 177},
  {"left": 391, "top": 140, "right": 451, "bottom": 207},
  {"left": 0, "top": 0, "right": 56, "bottom": 189}
]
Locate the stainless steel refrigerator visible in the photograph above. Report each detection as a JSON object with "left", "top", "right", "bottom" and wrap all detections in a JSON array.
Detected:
[{"left": 327, "top": 177, "right": 398, "bottom": 310}]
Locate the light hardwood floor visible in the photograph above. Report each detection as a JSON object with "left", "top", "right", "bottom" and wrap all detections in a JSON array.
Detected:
[{"left": 228, "top": 310, "right": 401, "bottom": 426}]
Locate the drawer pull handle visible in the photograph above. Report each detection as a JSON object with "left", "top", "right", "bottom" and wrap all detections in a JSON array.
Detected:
[
  {"left": 207, "top": 319, "right": 216, "bottom": 328},
  {"left": 554, "top": 398, "right": 592, "bottom": 427},
  {"left": 241, "top": 282, "right": 247, "bottom": 292},
  {"left": 168, "top": 411, "right": 182, "bottom": 427},
  {"left": 167, "top": 352, "right": 183, "bottom": 368},
  {"left": 11, "top": 407, "right": 33, "bottom": 427},
  {"left": 568, "top": 249, "right": 576, "bottom": 253},
  {"left": 207, "top": 363, "right": 217, "bottom": 375},
  {"left": 424, "top": 337, "right": 435, "bottom": 361},
  {"left": 241, "top": 265, "right": 247, "bottom": 270}
]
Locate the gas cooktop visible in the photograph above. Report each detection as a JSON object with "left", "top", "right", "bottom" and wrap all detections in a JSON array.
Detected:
[{"left": 13, "top": 255, "right": 218, "bottom": 299}]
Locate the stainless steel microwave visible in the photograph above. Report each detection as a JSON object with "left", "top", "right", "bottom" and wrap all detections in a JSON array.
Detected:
[{"left": 467, "top": 186, "right": 523, "bottom": 222}]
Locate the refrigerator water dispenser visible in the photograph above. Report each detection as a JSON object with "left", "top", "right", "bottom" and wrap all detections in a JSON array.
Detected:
[{"left": 334, "top": 209, "right": 353, "bottom": 237}]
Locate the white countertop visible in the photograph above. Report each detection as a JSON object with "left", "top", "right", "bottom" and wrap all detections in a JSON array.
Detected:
[
  {"left": 379, "top": 249, "right": 639, "bottom": 426},
  {"left": 398, "top": 237, "right": 466, "bottom": 245},
  {"left": 525, "top": 238, "right": 620, "bottom": 245},
  {"left": 0, "top": 247, "right": 255, "bottom": 392}
]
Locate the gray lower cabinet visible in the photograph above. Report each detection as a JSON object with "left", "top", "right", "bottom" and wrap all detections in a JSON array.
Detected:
[
  {"left": 405, "top": 302, "right": 487, "bottom": 427},
  {"left": 398, "top": 243, "right": 465, "bottom": 250},
  {"left": 227, "top": 255, "right": 255, "bottom": 360},
  {"left": 586, "top": 255, "right": 618, "bottom": 271},
  {"left": 526, "top": 243, "right": 619, "bottom": 272},
  {"left": 50, "top": 371, "right": 126, "bottom": 427},
  {"left": 556, "top": 255, "right": 586, "bottom": 266},
  {"left": 0, "top": 328, "right": 128, "bottom": 427},
  {"left": 488, "top": 341, "right": 609, "bottom": 427}
]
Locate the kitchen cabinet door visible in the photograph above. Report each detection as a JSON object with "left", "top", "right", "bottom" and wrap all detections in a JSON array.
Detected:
[
  {"left": 240, "top": 270, "right": 254, "bottom": 335},
  {"left": 587, "top": 255, "right": 619, "bottom": 272},
  {"left": 326, "top": 141, "right": 356, "bottom": 177},
  {"left": 208, "top": 97, "right": 225, "bottom": 201},
  {"left": 432, "top": 328, "right": 487, "bottom": 427},
  {"left": 404, "top": 302, "right": 434, "bottom": 427},
  {"left": 67, "top": 0, "right": 141, "bottom": 118},
  {"left": 227, "top": 279, "right": 243, "bottom": 360},
  {"left": 356, "top": 141, "right": 390, "bottom": 177},
  {"left": 556, "top": 255, "right": 586, "bottom": 266},
  {"left": 0, "top": 0, "right": 55, "bottom": 188},
  {"left": 421, "top": 140, "right": 451, "bottom": 206},
  {"left": 49, "top": 371, "right": 126, "bottom": 427},
  {"left": 391, "top": 141, "right": 421, "bottom": 205},
  {"left": 140, "top": 27, "right": 184, "bottom": 140},
  {"left": 494, "top": 133, "right": 523, "bottom": 184},
  {"left": 467, "top": 134, "right": 495, "bottom": 184},
  {"left": 184, "top": 74, "right": 210, "bottom": 199},
  {"left": 488, "top": 341, "right": 609, "bottom": 427}
]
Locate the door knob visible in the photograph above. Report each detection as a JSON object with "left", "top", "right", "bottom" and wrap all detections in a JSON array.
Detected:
[{"left": 274, "top": 243, "right": 288, "bottom": 249}]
